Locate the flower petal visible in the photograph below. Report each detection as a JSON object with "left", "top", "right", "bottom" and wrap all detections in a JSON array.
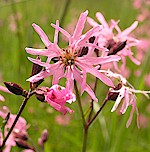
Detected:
[
  {"left": 87, "top": 17, "right": 99, "bottom": 27},
  {"left": 118, "top": 21, "right": 138, "bottom": 38},
  {"left": 73, "top": 66, "right": 98, "bottom": 102},
  {"left": 96, "top": 12, "right": 109, "bottom": 28},
  {"left": 27, "top": 70, "right": 50, "bottom": 83},
  {"left": 111, "top": 87, "right": 125, "bottom": 112},
  {"left": 28, "top": 57, "right": 50, "bottom": 67},
  {"left": 76, "top": 62, "right": 114, "bottom": 87},
  {"left": 32, "top": 23, "right": 52, "bottom": 47},
  {"left": 79, "top": 55, "right": 120, "bottom": 65},
  {"left": 51, "top": 23, "right": 71, "bottom": 39},
  {"left": 120, "top": 88, "right": 129, "bottom": 114},
  {"left": 72, "top": 10, "right": 88, "bottom": 42}
]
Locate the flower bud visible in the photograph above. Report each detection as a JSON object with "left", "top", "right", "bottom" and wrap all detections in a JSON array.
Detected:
[
  {"left": 4, "top": 82, "right": 28, "bottom": 97},
  {"left": 35, "top": 87, "right": 48, "bottom": 102},
  {"left": 40, "top": 129, "right": 48, "bottom": 143},
  {"left": 30, "top": 56, "right": 44, "bottom": 90},
  {"left": 38, "top": 129, "right": 48, "bottom": 148},
  {"left": 15, "top": 138, "right": 33, "bottom": 150}
]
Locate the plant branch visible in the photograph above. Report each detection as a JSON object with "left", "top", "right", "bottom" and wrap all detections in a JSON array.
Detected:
[
  {"left": 74, "top": 80, "right": 86, "bottom": 126},
  {"left": 87, "top": 97, "right": 108, "bottom": 127}
]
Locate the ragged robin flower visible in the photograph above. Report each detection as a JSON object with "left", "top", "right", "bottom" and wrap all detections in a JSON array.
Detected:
[
  {"left": 87, "top": 12, "right": 140, "bottom": 71},
  {"left": 26, "top": 10, "right": 120, "bottom": 102},
  {"left": 101, "top": 69, "right": 150, "bottom": 127}
]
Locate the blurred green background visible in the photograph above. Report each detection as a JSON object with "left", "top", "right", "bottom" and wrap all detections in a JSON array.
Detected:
[{"left": 0, "top": 0, "right": 150, "bottom": 151}]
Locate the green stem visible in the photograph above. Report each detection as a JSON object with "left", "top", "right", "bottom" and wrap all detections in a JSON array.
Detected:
[
  {"left": 59, "top": 0, "right": 71, "bottom": 27},
  {"left": 87, "top": 97, "right": 108, "bottom": 127},
  {"left": 82, "top": 126, "right": 88, "bottom": 152},
  {"left": 74, "top": 80, "right": 86, "bottom": 126}
]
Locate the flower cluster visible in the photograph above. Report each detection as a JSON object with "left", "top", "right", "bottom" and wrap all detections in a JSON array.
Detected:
[{"left": 25, "top": 10, "right": 149, "bottom": 127}]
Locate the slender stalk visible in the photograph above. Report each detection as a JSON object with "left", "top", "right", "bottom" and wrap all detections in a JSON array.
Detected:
[
  {"left": 74, "top": 80, "right": 88, "bottom": 152},
  {"left": 87, "top": 97, "right": 108, "bottom": 127},
  {"left": 74, "top": 80, "right": 86, "bottom": 126},
  {"left": 59, "top": 0, "right": 71, "bottom": 27},
  {"left": 82, "top": 126, "right": 88, "bottom": 152},
  {"left": 0, "top": 91, "right": 34, "bottom": 150}
]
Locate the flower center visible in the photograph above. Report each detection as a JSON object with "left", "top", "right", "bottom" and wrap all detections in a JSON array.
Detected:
[{"left": 60, "top": 49, "right": 77, "bottom": 66}]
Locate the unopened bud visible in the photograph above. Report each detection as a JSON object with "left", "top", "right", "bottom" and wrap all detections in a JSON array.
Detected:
[
  {"left": 4, "top": 82, "right": 28, "bottom": 97},
  {"left": 108, "top": 83, "right": 122, "bottom": 101},
  {"left": 41, "top": 129, "right": 48, "bottom": 143},
  {"left": 35, "top": 87, "right": 48, "bottom": 102},
  {"left": 15, "top": 138, "right": 33, "bottom": 150},
  {"left": 30, "top": 56, "right": 44, "bottom": 90},
  {"left": 31, "top": 56, "right": 42, "bottom": 76},
  {"left": 38, "top": 129, "right": 48, "bottom": 148}
]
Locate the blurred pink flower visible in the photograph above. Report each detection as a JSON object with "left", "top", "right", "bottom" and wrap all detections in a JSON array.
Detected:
[
  {"left": 145, "top": 74, "right": 150, "bottom": 87},
  {"left": 133, "top": 0, "right": 142, "bottom": 9},
  {"left": 45, "top": 84, "right": 76, "bottom": 115},
  {"left": 87, "top": 12, "right": 140, "bottom": 71},
  {"left": 0, "top": 106, "right": 29, "bottom": 152},
  {"left": 138, "top": 114, "right": 149, "bottom": 128},
  {"left": 0, "top": 85, "right": 11, "bottom": 102},
  {"left": 55, "top": 114, "right": 71, "bottom": 126},
  {"left": 22, "top": 150, "right": 34, "bottom": 152},
  {"left": 26, "top": 10, "right": 120, "bottom": 102}
]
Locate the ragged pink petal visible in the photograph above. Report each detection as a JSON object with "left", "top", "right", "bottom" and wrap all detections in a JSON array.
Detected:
[
  {"left": 73, "top": 67, "right": 98, "bottom": 102},
  {"left": 51, "top": 23, "right": 71, "bottom": 39},
  {"left": 72, "top": 10, "right": 88, "bottom": 42},
  {"left": 87, "top": 17, "right": 99, "bottom": 27},
  {"left": 96, "top": 12, "right": 109, "bottom": 28},
  {"left": 126, "top": 97, "right": 136, "bottom": 128},
  {"left": 77, "top": 62, "right": 114, "bottom": 87},
  {"left": 118, "top": 21, "right": 138, "bottom": 38},
  {"left": 25, "top": 48, "right": 56, "bottom": 57},
  {"left": 32, "top": 23, "right": 52, "bottom": 47},
  {"left": 79, "top": 55, "right": 120, "bottom": 65}
]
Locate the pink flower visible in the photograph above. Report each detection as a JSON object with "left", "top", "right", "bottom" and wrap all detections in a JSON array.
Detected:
[
  {"left": 0, "top": 106, "right": 29, "bottom": 152},
  {"left": 87, "top": 12, "right": 140, "bottom": 71},
  {"left": 0, "top": 85, "right": 11, "bottom": 102},
  {"left": 101, "top": 70, "right": 150, "bottom": 127},
  {"left": 26, "top": 10, "right": 120, "bottom": 102},
  {"left": 45, "top": 85, "right": 76, "bottom": 115}
]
